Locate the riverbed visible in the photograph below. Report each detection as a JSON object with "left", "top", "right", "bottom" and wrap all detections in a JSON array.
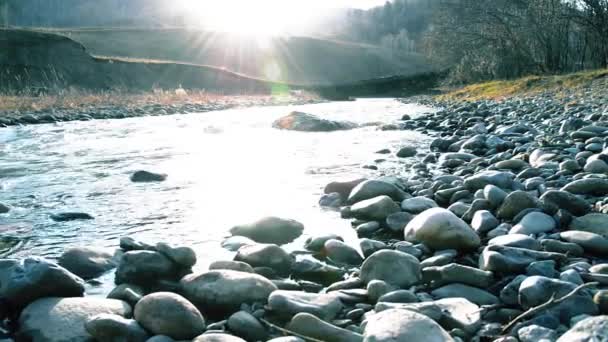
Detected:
[{"left": 0, "top": 98, "right": 432, "bottom": 286}]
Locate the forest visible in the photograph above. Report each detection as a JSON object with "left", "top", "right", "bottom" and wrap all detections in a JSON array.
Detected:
[{"left": 1, "top": 0, "right": 607, "bottom": 83}]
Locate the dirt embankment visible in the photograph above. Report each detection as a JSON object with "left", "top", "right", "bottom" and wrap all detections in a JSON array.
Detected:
[{"left": 0, "top": 29, "right": 284, "bottom": 94}]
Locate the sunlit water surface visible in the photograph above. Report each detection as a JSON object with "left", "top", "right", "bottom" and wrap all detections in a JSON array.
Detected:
[{"left": 0, "top": 98, "right": 432, "bottom": 293}]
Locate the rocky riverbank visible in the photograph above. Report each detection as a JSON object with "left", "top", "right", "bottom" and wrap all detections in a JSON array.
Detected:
[
  {"left": 0, "top": 93, "right": 321, "bottom": 127},
  {"left": 2, "top": 83, "right": 608, "bottom": 341}
]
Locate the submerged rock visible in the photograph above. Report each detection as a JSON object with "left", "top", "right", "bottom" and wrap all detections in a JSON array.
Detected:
[
  {"left": 130, "top": 170, "right": 167, "bottom": 182},
  {"left": 272, "top": 111, "right": 357, "bottom": 132},
  {"left": 230, "top": 217, "right": 304, "bottom": 245},
  {"left": 50, "top": 212, "right": 94, "bottom": 221}
]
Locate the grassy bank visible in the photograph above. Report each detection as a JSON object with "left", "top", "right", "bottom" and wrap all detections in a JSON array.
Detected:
[{"left": 439, "top": 68, "right": 608, "bottom": 101}]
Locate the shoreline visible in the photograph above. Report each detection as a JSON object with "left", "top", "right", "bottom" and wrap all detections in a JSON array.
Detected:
[
  {"left": 0, "top": 92, "right": 323, "bottom": 127},
  {"left": 2, "top": 83, "right": 608, "bottom": 341}
]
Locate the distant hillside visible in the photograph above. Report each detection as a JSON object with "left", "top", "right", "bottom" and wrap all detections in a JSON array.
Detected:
[{"left": 52, "top": 28, "right": 434, "bottom": 86}]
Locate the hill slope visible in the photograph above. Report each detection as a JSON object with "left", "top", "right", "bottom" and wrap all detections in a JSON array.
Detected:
[{"left": 53, "top": 28, "right": 433, "bottom": 86}]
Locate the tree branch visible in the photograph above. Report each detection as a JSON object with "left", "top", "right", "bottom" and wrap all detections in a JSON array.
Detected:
[{"left": 501, "top": 282, "right": 599, "bottom": 334}]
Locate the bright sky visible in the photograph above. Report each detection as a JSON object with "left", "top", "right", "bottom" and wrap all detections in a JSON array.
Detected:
[{"left": 179, "top": 0, "right": 387, "bottom": 34}]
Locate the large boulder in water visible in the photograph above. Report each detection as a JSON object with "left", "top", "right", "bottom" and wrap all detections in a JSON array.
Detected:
[
  {"left": 230, "top": 217, "right": 304, "bottom": 245},
  {"left": 0, "top": 257, "right": 85, "bottom": 310},
  {"left": 272, "top": 111, "right": 357, "bottom": 132}
]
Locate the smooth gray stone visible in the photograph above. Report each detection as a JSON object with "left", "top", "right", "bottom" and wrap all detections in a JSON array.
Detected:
[
  {"left": 286, "top": 313, "right": 363, "bottom": 342},
  {"left": 267, "top": 290, "right": 343, "bottom": 321}
]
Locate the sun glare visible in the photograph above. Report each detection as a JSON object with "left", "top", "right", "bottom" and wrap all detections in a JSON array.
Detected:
[{"left": 189, "top": 0, "right": 294, "bottom": 35}]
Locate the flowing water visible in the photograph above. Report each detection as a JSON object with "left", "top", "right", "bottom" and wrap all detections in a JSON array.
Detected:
[{"left": 0, "top": 98, "right": 432, "bottom": 291}]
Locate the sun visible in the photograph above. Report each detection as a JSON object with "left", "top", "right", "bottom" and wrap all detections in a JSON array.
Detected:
[{"left": 188, "top": 0, "right": 292, "bottom": 35}]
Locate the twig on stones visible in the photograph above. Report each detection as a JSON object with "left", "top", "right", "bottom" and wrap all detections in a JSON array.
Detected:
[
  {"left": 501, "top": 281, "right": 599, "bottom": 334},
  {"left": 260, "top": 318, "right": 325, "bottom": 342}
]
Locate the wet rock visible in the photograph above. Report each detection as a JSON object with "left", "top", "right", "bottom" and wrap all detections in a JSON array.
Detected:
[
  {"left": 347, "top": 180, "right": 408, "bottom": 204},
  {"left": 594, "top": 291, "right": 608, "bottom": 313},
  {"left": 272, "top": 111, "right": 357, "bottom": 132},
  {"left": 234, "top": 244, "right": 293, "bottom": 275},
  {"left": 0, "top": 257, "right": 85, "bottom": 310},
  {"left": 510, "top": 212, "right": 556, "bottom": 235},
  {"left": 120, "top": 237, "right": 154, "bottom": 251},
  {"left": 401, "top": 196, "right": 438, "bottom": 214},
  {"left": 360, "top": 250, "right": 420, "bottom": 287},
  {"left": 556, "top": 315, "right": 608, "bottom": 342},
  {"left": 134, "top": 292, "right": 206, "bottom": 340},
  {"left": 130, "top": 170, "right": 167, "bottom": 182},
  {"left": 404, "top": 208, "right": 480, "bottom": 250},
  {"left": 268, "top": 290, "right": 343, "bottom": 320},
  {"left": 50, "top": 212, "right": 94, "bottom": 221},
  {"left": 287, "top": 313, "right": 363, "bottom": 342},
  {"left": 115, "top": 251, "right": 177, "bottom": 286},
  {"left": 57, "top": 247, "right": 117, "bottom": 280},
  {"left": 226, "top": 311, "right": 267, "bottom": 341},
  {"left": 18, "top": 297, "right": 131, "bottom": 342},
  {"left": 363, "top": 309, "right": 453, "bottom": 342},
  {"left": 180, "top": 270, "right": 277, "bottom": 314},
  {"left": 229, "top": 217, "right": 304, "bottom": 245},
  {"left": 323, "top": 239, "right": 363, "bottom": 266},
  {"left": 350, "top": 196, "right": 401, "bottom": 221},
  {"left": 85, "top": 314, "right": 150, "bottom": 342}
]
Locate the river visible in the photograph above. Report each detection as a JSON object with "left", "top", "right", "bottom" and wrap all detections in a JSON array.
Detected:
[{"left": 0, "top": 98, "right": 432, "bottom": 291}]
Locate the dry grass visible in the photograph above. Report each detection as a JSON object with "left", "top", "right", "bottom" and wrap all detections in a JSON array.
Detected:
[
  {"left": 439, "top": 68, "right": 608, "bottom": 101},
  {"left": 0, "top": 89, "right": 314, "bottom": 112}
]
